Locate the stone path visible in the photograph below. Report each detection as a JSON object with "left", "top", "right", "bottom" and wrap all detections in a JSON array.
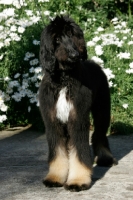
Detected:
[{"left": 0, "top": 126, "right": 133, "bottom": 200}]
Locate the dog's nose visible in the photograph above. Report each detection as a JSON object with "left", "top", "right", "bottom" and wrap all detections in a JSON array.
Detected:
[{"left": 69, "top": 51, "right": 79, "bottom": 59}]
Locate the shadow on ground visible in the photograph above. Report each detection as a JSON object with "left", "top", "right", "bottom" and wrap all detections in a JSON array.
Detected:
[
  {"left": 0, "top": 123, "right": 133, "bottom": 199},
  {"left": 92, "top": 121, "right": 133, "bottom": 186}
]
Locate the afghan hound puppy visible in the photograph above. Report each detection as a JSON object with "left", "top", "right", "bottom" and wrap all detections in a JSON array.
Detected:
[{"left": 39, "top": 15, "right": 117, "bottom": 192}]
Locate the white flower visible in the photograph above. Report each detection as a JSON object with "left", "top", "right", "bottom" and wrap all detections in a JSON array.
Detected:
[
  {"left": 126, "top": 69, "right": 133, "bottom": 74},
  {"left": 30, "top": 16, "right": 41, "bottom": 24},
  {"left": 12, "top": 92, "right": 21, "bottom": 102},
  {"left": 29, "top": 93, "right": 37, "bottom": 103},
  {"left": 30, "top": 58, "right": 39, "bottom": 66},
  {"left": 0, "top": 91, "right": 4, "bottom": 103},
  {"left": 14, "top": 73, "right": 20, "bottom": 79},
  {"left": 38, "top": 0, "right": 49, "bottom": 2},
  {"left": 4, "top": 38, "right": 11, "bottom": 46},
  {"left": 91, "top": 56, "right": 104, "bottom": 67},
  {"left": 17, "top": 19, "right": 32, "bottom": 28},
  {"left": 128, "top": 41, "right": 133, "bottom": 45},
  {"left": 121, "top": 21, "right": 127, "bottom": 27},
  {"left": 25, "top": 10, "right": 33, "bottom": 16},
  {"left": 3, "top": 8, "right": 15, "bottom": 17},
  {"left": 97, "top": 27, "right": 104, "bottom": 32},
  {"left": 4, "top": 77, "right": 10, "bottom": 81},
  {"left": 114, "top": 30, "right": 120, "bottom": 33},
  {"left": 103, "top": 68, "right": 115, "bottom": 81},
  {"left": 5, "top": 17, "right": 16, "bottom": 26},
  {"left": 109, "top": 81, "right": 113, "bottom": 87},
  {"left": 24, "top": 52, "right": 35, "bottom": 61},
  {"left": 123, "top": 36, "right": 127, "bottom": 40},
  {"left": 117, "top": 52, "right": 130, "bottom": 59},
  {"left": 28, "top": 106, "right": 31, "bottom": 112},
  {"left": 87, "top": 41, "right": 95, "bottom": 47},
  {"left": 114, "top": 24, "right": 122, "bottom": 29},
  {"left": 4, "top": 94, "right": 10, "bottom": 101},
  {"left": 25, "top": 52, "right": 35, "bottom": 59},
  {"left": 22, "top": 79, "right": 29, "bottom": 89},
  {"left": 121, "top": 29, "right": 131, "bottom": 34},
  {"left": 129, "top": 62, "right": 133, "bottom": 68},
  {"left": 111, "top": 17, "right": 118, "bottom": 22},
  {"left": 115, "top": 40, "right": 123, "bottom": 47},
  {"left": 76, "top": 6, "right": 82, "bottom": 10},
  {"left": 13, "top": 0, "right": 25, "bottom": 8},
  {"left": 36, "top": 100, "right": 40, "bottom": 107},
  {"left": 30, "top": 75, "right": 37, "bottom": 82},
  {"left": 44, "top": 10, "right": 50, "bottom": 15},
  {"left": 19, "top": 90, "right": 26, "bottom": 97},
  {"left": 10, "top": 25, "right": 17, "bottom": 32},
  {"left": 92, "top": 36, "right": 101, "bottom": 42},
  {"left": 100, "top": 33, "right": 120, "bottom": 46},
  {"left": 37, "top": 74, "right": 43, "bottom": 80},
  {"left": 0, "top": 25, "right": 4, "bottom": 31},
  {"left": 87, "top": 18, "right": 91, "bottom": 23},
  {"left": 6, "top": 87, "right": 13, "bottom": 94},
  {"left": 23, "top": 73, "right": 29, "bottom": 78},
  {"left": 60, "top": 10, "right": 67, "bottom": 15},
  {"left": 123, "top": 104, "right": 128, "bottom": 109},
  {"left": 95, "top": 45, "right": 103, "bottom": 56},
  {"left": 0, "top": 115, "right": 7, "bottom": 123},
  {"left": 26, "top": 90, "right": 34, "bottom": 98},
  {"left": 0, "top": 0, "right": 13, "bottom": 5},
  {"left": 35, "top": 82, "right": 40, "bottom": 87},
  {"left": 0, "top": 13, "right": 6, "bottom": 22},
  {"left": 0, "top": 31, "right": 7, "bottom": 40},
  {"left": 18, "top": 26, "right": 25, "bottom": 33},
  {"left": 0, "top": 103, "right": 8, "bottom": 112},
  {"left": 29, "top": 67, "right": 35, "bottom": 73},
  {"left": 9, "top": 33, "right": 21, "bottom": 41},
  {"left": 8, "top": 80, "right": 20, "bottom": 88},
  {"left": 0, "top": 97, "right": 3, "bottom": 106},
  {"left": 0, "top": 42, "right": 4, "bottom": 49},
  {"left": 0, "top": 54, "right": 4, "bottom": 60},
  {"left": 33, "top": 39, "right": 40, "bottom": 45},
  {"left": 34, "top": 67, "right": 42, "bottom": 73}
]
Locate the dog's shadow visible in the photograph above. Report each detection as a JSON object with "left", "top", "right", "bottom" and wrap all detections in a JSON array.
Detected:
[{"left": 90, "top": 122, "right": 133, "bottom": 187}]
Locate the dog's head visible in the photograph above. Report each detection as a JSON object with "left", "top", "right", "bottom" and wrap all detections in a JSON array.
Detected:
[{"left": 40, "top": 15, "right": 87, "bottom": 73}]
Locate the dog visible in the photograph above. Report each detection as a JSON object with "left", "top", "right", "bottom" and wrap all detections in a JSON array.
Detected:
[{"left": 39, "top": 15, "right": 117, "bottom": 192}]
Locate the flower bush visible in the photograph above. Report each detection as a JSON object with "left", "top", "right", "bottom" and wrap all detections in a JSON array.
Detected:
[{"left": 0, "top": 0, "right": 133, "bottom": 134}]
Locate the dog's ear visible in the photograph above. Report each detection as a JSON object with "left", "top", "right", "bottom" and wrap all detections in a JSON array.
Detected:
[{"left": 40, "top": 25, "right": 56, "bottom": 74}]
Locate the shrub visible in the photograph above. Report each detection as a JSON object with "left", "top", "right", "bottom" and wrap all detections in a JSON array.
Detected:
[{"left": 0, "top": 0, "right": 133, "bottom": 134}]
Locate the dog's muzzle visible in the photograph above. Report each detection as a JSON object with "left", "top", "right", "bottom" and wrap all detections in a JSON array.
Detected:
[{"left": 68, "top": 50, "right": 80, "bottom": 62}]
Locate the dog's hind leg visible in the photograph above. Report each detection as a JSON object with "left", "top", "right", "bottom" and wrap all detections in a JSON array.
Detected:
[
  {"left": 43, "top": 124, "right": 69, "bottom": 187},
  {"left": 91, "top": 87, "right": 117, "bottom": 166}
]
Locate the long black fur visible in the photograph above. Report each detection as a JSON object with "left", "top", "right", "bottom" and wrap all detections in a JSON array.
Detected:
[{"left": 39, "top": 15, "right": 117, "bottom": 192}]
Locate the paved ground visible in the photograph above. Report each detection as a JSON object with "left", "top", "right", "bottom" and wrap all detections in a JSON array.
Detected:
[{"left": 0, "top": 125, "right": 133, "bottom": 200}]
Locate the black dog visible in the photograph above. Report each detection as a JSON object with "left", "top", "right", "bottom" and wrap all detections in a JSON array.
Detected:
[{"left": 39, "top": 15, "right": 116, "bottom": 192}]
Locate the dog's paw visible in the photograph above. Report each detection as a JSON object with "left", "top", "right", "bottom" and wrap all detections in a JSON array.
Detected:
[
  {"left": 43, "top": 179, "right": 63, "bottom": 188},
  {"left": 94, "top": 147, "right": 118, "bottom": 167},
  {"left": 64, "top": 183, "right": 90, "bottom": 192},
  {"left": 65, "top": 177, "right": 91, "bottom": 192}
]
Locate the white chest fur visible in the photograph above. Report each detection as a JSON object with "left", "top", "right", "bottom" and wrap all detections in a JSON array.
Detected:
[{"left": 56, "top": 87, "right": 74, "bottom": 123}]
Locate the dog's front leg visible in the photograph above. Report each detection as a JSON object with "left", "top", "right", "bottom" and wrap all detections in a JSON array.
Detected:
[
  {"left": 65, "top": 122, "right": 92, "bottom": 192},
  {"left": 43, "top": 124, "right": 69, "bottom": 187}
]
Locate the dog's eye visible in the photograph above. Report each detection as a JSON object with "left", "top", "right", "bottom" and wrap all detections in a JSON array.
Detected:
[{"left": 67, "top": 31, "right": 72, "bottom": 37}]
